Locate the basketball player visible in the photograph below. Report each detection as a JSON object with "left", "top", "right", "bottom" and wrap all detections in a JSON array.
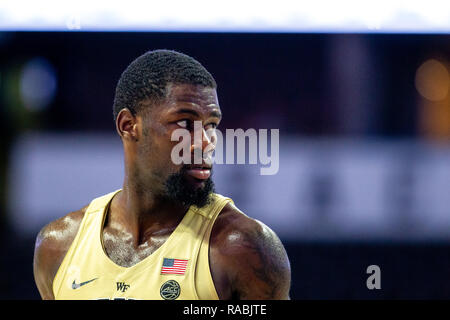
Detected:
[{"left": 33, "top": 50, "right": 291, "bottom": 300}]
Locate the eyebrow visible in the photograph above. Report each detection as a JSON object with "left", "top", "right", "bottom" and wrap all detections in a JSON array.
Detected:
[{"left": 175, "top": 108, "right": 222, "bottom": 119}]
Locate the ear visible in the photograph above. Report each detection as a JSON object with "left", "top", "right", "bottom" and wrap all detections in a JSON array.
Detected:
[{"left": 116, "top": 108, "right": 139, "bottom": 141}]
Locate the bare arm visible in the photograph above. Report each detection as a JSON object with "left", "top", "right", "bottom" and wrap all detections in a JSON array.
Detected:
[
  {"left": 33, "top": 207, "right": 86, "bottom": 299},
  {"left": 33, "top": 224, "right": 57, "bottom": 299},
  {"left": 210, "top": 204, "right": 291, "bottom": 300}
]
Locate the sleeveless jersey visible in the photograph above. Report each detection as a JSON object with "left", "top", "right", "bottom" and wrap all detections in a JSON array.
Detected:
[{"left": 52, "top": 190, "right": 233, "bottom": 300}]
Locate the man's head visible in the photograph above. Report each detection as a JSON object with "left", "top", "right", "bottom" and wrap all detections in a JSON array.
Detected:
[
  {"left": 113, "top": 49, "right": 217, "bottom": 121},
  {"left": 113, "top": 50, "right": 221, "bottom": 208}
]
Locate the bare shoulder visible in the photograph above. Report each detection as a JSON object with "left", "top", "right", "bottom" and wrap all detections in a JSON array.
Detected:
[
  {"left": 33, "top": 205, "right": 88, "bottom": 299},
  {"left": 209, "top": 202, "right": 291, "bottom": 300}
]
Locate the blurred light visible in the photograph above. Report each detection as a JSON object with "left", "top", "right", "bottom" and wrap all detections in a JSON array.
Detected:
[
  {"left": 415, "top": 59, "right": 449, "bottom": 102},
  {"left": 0, "top": 0, "right": 450, "bottom": 33},
  {"left": 66, "top": 14, "right": 81, "bottom": 30},
  {"left": 19, "top": 58, "right": 57, "bottom": 111}
]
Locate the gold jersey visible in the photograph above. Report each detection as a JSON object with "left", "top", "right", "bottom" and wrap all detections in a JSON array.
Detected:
[{"left": 53, "top": 189, "right": 233, "bottom": 300}]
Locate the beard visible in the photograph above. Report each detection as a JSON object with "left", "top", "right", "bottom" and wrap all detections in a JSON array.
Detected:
[{"left": 163, "top": 165, "right": 215, "bottom": 208}]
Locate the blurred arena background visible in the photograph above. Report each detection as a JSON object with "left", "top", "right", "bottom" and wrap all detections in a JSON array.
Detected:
[{"left": 0, "top": 1, "right": 450, "bottom": 299}]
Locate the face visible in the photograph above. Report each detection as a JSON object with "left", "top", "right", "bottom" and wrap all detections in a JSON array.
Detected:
[{"left": 126, "top": 83, "right": 222, "bottom": 207}]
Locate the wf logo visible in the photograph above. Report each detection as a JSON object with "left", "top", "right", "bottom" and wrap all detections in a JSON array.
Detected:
[{"left": 116, "top": 282, "right": 130, "bottom": 292}]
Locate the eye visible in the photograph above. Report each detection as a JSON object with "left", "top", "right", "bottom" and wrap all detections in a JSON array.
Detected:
[
  {"left": 205, "top": 123, "right": 218, "bottom": 130},
  {"left": 177, "top": 120, "right": 190, "bottom": 129}
]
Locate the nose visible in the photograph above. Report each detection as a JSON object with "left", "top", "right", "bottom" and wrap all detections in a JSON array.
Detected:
[
  {"left": 202, "top": 127, "right": 216, "bottom": 150},
  {"left": 191, "top": 123, "right": 216, "bottom": 164}
]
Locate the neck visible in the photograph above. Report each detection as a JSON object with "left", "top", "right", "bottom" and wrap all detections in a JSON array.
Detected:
[
  {"left": 109, "top": 174, "right": 188, "bottom": 245},
  {"left": 124, "top": 182, "right": 187, "bottom": 219}
]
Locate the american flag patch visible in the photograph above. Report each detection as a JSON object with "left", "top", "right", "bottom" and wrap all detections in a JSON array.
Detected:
[{"left": 161, "top": 258, "right": 188, "bottom": 275}]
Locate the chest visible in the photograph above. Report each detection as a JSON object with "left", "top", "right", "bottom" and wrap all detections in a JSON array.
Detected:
[{"left": 102, "top": 228, "right": 171, "bottom": 268}]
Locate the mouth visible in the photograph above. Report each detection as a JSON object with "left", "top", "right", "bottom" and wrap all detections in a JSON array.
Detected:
[{"left": 185, "top": 164, "right": 212, "bottom": 181}]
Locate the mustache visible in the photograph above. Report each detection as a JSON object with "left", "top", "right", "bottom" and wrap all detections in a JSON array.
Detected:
[{"left": 179, "top": 163, "right": 213, "bottom": 172}]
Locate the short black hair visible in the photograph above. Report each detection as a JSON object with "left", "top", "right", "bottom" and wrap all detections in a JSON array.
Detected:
[{"left": 112, "top": 49, "right": 217, "bottom": 120}]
